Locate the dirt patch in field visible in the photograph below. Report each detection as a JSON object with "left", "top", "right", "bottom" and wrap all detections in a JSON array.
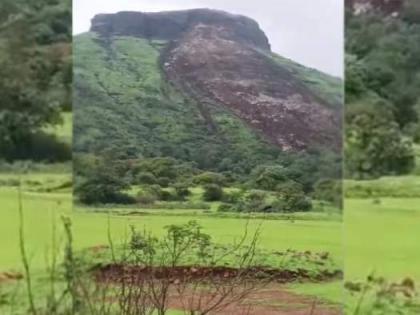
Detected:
[
  {"left": 167, "top": 285, "right": 341, "bottom": 315},
  {"left": 94, "top": 264, "right": 342, "bottom": 314},
  {"left": 95, "top": 264, "right": 342, "bottom": 284},
  {"left": 0, "top": 271, "right": 23, "bottom": 284}
]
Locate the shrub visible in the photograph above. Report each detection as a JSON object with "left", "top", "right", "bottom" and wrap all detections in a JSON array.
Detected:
[
  {"left": 136, "top": 172, "right": 157, "bottom": 185},
  {"left": 75, "top": 164, "right": 134, "bottom": 205},
  {"left": 249, "top": 165, "right": 288, "bottom": 191},
  {"left": 243, "top": 190, "right": 268, "bottom": 212},
  {"left": 0, "top": 131, "right": 71, "bottom": 162},
  {"left": 137, "top": 191, "right": 158, "bottom": 205},
  {"left": 222, "top": 190, "right": 244, "bottom": 204},
  {"left": 193, "top": 172, "right": 226, "bottom": 186},
  {"left": 157, "top": 177, "right": 170, "bottom": 188},
  {"left": 217, "top": 203, "right": 235, "bottom": 212},
  {"left": 277, "top": 181, "right": 312, "bottom": 212},
  {"left": 173, "top": 183, "right": 191, "bottom": 201},
  {"left": 313, "top": 179, "right": 342, "bottom": 209},
  {"left": 202, "top": 184, "right": 224, "bottom": 201},
  {"left": 146, "top": 184, "right": 164, "bottom": 198}
]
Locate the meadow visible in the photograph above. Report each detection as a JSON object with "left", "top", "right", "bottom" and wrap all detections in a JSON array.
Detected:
[
  {"left": 3, "top": 173, "right": 420, "bottom": 313},
  {"left": 344, "top": 176, "right": 420, "bottom": 313}
]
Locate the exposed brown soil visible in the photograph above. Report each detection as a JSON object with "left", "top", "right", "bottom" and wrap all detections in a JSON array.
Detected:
[
  {"left": 95, "top": 264, "right": 342, "bottom": 315},
  {"left": 167, "top": 285, "right": 341, "bottom": 315},
  {"left": 0, "top": 271, "right": 23, "bottom": 284},
  {"left": 163, "top": 23, "right": 342, "bottom": 152},
  {"left": 95, "top": 264, "right": 342, "bottom": 284}
]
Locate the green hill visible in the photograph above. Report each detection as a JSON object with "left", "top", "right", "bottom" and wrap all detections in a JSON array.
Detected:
[{"left": 74, "top": 31, "right": 341, "bottom": 176}]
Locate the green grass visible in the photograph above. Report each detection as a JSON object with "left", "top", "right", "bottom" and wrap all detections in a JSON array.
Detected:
[
  {"left": 0, "top": 172, "right": 342, "bottom": 313},
  {"left": 0, "top": 184, "right": 342, "bottom": 272},
  {"left": 345, "top": 197, "right": 420, "bottom": 281},
  {"left": 345, "top": 176, "right": 420, "bottom": 198},
  {"left": 271, "top": 53, "right": 342, "bottom": 107},
  {"left": 0, "top": 186, "right": 71, "bottom": 272},
  {"left": 73, "top": 210, "right": 342, "bottom": 263},
  {"left": 287, "top": 281, "right": 344, "bottom": 305},
  {"left": 344, "top": 175, "right": 420, "bottom": 313}
]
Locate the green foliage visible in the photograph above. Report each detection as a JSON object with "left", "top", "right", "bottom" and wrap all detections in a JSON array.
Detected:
[
  {"left": 250, "top": 165, "right": 288, "bottom": 191},
  {"left": 75, "top": 161, "right": 134, "bottom": 205},
  {"left": 136, "top": 172, "right": 158, "bottom": 185},
  {"left": 202, "top": 184, "right": 224, "bottom": 202},
  {"left": 313, "top": 179, "right": 342, "bottom": 208},
  {"left": 345, "top": 9, "right": 420, "bottom": 177},
  {"left": 271, "top": 54, "right": 343, "bottom": 107},
  {"left": 345, "top": 100, "right": 415, "bottom": 179},
  {"left": 173, "top": 183, "right": 191, "bottom": 201},
  {"left": 276, "top": 181, "right": 313, "bottom": 212},
  {"left": 0, "top": 0, "right": 71, "bottom": 161},
  {"left": 73, "top": 33, "right": 341, "bottom": 193},
  {"left": 219, "top": 184, "right": 312, "bottom": 213},
  {"left": 193, "top": 171, "right": 226, "bottom": 186},
  {"left": 242, "top": 190, "right": 269, "bottom": 212},
  {"left": 0, "top": 131, "right": 71, "bottom": 162},
  {"left": 73, "top": 33, "right": 283, "bottom": 175},
  {"left": 136, "top": 189, "right": 158, "bottom": 205},
  {"left": 345, "top": 176, "right": 420, "bottom": 198}
]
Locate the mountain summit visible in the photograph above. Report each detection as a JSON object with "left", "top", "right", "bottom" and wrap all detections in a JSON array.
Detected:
[
  {"left": 74, "top": 9, "right": 342, "bottom": 172},
  {"left": 90, "top": 9, "right": 270, "bottom": 51}
]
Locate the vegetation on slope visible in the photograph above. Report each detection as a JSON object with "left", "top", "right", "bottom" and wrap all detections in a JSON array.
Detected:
[
  {"left": 73, "top": 32, "right": 342, "bottom": 210},
  {"left": 271, "top": 54, "right": 343, "bottom": 108},
  {"left": 345, "top": 4, "right": 420, "bottom": 178}
]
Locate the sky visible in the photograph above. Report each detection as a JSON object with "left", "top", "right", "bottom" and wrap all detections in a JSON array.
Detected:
[{"left": 73, "top": 0, "right": 343, "bottom": 77}]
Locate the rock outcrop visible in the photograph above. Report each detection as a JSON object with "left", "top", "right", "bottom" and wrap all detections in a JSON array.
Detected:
[{"left": 90, "top": 9, "right": 270, "bottom": 51}]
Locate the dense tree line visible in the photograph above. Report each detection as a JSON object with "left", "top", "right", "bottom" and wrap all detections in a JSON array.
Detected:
[
  {"left": 0, "top": 0, "right": 71, "bottom": 161},
  {"left": 345, "top": 2, "right": 420, "bottom": 178},
  {"left": 74, "top": 152, "right": 341, "bottom": 212}
]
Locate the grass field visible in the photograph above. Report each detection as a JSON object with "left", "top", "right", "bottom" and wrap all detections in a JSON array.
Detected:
[
  {"left": 345, "top": 197, "right": 420, "bottom": 281},
  {"left": 344, "top": 176, "right": 420, "bottom": 313},
  {"left": 0, "top": 173, "right": 343, "bottom": 313},
  {"left": 345, "top": 174, "right": 420, "bottom": 282},
  {"left": 2, "top": 159, "right": 419, "bottom": 313},
  {"left": 0, "top": 185, "right": 342, "bottom": 271}
]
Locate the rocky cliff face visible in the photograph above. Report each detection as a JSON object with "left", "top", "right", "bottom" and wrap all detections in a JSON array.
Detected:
[
  {"left": 89, "top": 9, "right": 341, "bottom": 152},
  {"left": 90, "top": 9, "right": 270, "bottom": 51}
]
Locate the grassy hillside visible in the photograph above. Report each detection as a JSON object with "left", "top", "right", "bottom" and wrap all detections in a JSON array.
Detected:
[{"left": 271, "top": 54, "right": 343, "bottom": 108}]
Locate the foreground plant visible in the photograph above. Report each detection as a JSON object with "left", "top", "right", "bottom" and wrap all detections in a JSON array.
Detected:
[{"left": 346, "top": 273, "right": 420, "bottom": 315}]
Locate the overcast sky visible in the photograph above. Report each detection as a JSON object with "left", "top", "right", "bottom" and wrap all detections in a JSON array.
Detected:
[{"left": 73, "top": 0, "right": 343, "bottom": 77}]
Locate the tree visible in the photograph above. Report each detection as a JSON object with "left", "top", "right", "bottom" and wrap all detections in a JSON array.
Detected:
[
  {"left": 75, "top": 162, "right": 133, "bottom": 205},
  {"left": 345, "top": 10, "right": 420, "bottom": 178},
  {"left": 193, "top": 172, "right": 226, "bottom": 186},
  {"left": 249, "top": 165, "right": 287, "bottom": 191},
  {"left": 313, "top": 179, "right": 343, "bottom": 209},
  {"left": 345, "top": 101, "right": 415, "bottom": 179},
  {"left": 202, "top": 184, "right": 224, "bottom": 202},
  {"left": 276, "top": 181, "right": 313, "bottom": 212},
  {"left": 136, "top": 172, "right": 158, "bottom": 185},
  {"left": 173, "top": 183, "right": 191, "bottom": 201},
  {"left": 0, "top": 0, "right": 71, "bottom": 160}
]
